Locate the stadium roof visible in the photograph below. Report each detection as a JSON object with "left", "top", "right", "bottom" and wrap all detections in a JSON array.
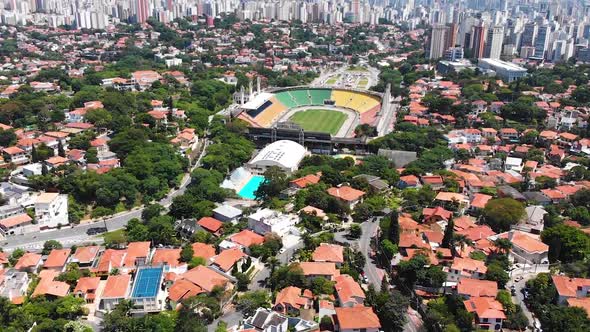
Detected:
[
  {"left": 249, "top": 140, "right": 306, "bottom": 171},
  {"left": 242, "top": 92, "right": 273, "bottom": 110}
]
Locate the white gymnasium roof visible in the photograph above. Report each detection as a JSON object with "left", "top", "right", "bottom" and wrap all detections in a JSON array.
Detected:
[
  {"left": 242, "top": 92, "right": 273, "bottom": 110},
  {"left": 249, "top": 140, "right": 306, "bottom": 170}
]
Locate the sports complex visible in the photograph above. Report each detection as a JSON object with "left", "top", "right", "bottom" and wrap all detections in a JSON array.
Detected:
[{"left": 235, "top": 87, "right": 387, "bottom": 138}]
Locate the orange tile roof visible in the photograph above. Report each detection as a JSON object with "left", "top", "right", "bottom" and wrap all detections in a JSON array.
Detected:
[
  {"left": 93, "top": 249, "right": 125, "bottom": 273},
  {"left": 43, "top": 249, "right": 71, "bottom": 269},
  {"left": 197, "top": 217, "right": 223, "bottom": 233},
  {"left": 451, "top": 257, "right": 487, "bottom": 275},
  {"left": 509, "top": 231, "right": 548, "bottom": 253},
  {"left": 73, "top": 246, "right": 100, "bottom": 264},
  {"left": 457, "top": 278, "right": 498, "bottom": 297},
  {"left": 274, "top": 286, "right": 310, "bottom": 310},
  {"left": 334, "top": 274, "right": 365, "bottom": 304},
  {"left": 457, "top": 225, "right": 495, "bottom": 242},
  {"left": 399, "top": 233, "right": 430, "bottom": 249},
  {"left": 123, "top": 241, "right": 150, "bottom": 267},
  {"left": 567, "top": 298, "right": 590, "bottom": 316},
  {"left": 32, "top": 273, "right": 70, "bottom": 298},
  {"left": 552, "top": 275, "right": 590, "bottom": 298},
  {"left": 211, "top": 248, "right": 246, "bottom": 272},
  {"left": 290, "top": 173, "right": 321, "bottom": 188},
  {"left": 181, "top": 265, "right": 230, "bottom": 292},
  {"left": 191, "top": 242, "right": 216, "bottom": 261},
  {"left": 14, "top": 253, "right": 42, "bottom": 270},
  {"left": 435, "top": 192, "right": 467, "bottom": 202},
  {"left": 423, "top": 206, "right": 452, "bottom": 221},
  {"left": 74, "top": 277, "right": 100, "bottom": 294},
  {"left": 230, "top": 230, "right": 265, "bottom": 247},
  {"left": 152, "top": 248, "right": 182, "bottom": 267},
  {"left": 453, "top": 215, "right": 477, "bottom": 231},
  {"left": 334, "top": 306, "right": 381, "bottom": 330},
  {"left": 0, "top": 213, "right": 32, "bottom": 228},
  {"left": 471, "top": 193, "right": 492, "bottom": 209},
  {"left": 327, "top": 186, "right": 365, "bottom": 202},
  {"left": 464, "top": 297, "right": 506, "bottom": 319},
  {"left": 101, "top": 274, "right": 131, "bottom": 298},
  {"left": 298, "top": 262, "right": 340, "bottom": 279},
  {"left": 312, "top": 243, "right": 344, "bottom": 264},
  {"left": 168, "top": 279, "right": 204, "bottom": 302}
]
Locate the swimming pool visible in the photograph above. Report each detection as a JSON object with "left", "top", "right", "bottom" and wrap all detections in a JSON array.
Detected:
[{"left": 238, "top": 176, "right": 265, "bottom": 200}]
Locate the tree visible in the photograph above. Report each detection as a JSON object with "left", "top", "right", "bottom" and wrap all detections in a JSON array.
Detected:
[
  {"left": 389, "top": 211, "right": 400, "bottom": 244},
  {"left": 442, "top": 219, "right": 454, "bottom": 248},
  {"left": 485, "top": 262, "right": 509, "bottom": 288},
  {"left": 0, "top": 128, "right": 16, "bottom": 147},
  {"left": 541, "top": 224, "right": 590, "bottom": 263},
  {"left": 42, "top": 240, "right": 63, "bottom": 255},
  {"left": 482, "top": 198, "right": 525, "bottom": 232},
  {"left": 349, "top": 224, "right": 362, "bottom": 239},
  {"left": 189, "top": 256, "right": 206, "bottom": 269},
  {"left": 235, "top": 272, "right": 249, "bottom": 291},
  {"left": 539, "top": 305, "right": 590, "bottom": 332},
  {"left": 57, "top": 141, "right": 66, "bottom": 157},
  {"left": 236, "top": 291, "right": 270, "bottom": 316},
  {"left": 254, "top": 166, "right": 288, "bottom": 201},
  {"left": 375, "top": 290, "right": 409, "bottom": 332},
  {"left": 85, "top": 108, "right": 113, "bottom": 129},
  {"left": 180, "top": 244, "right": 194, "bottom": 263},
  {"left": 8, "top": 248, "right": 25, "bottom": 266}
]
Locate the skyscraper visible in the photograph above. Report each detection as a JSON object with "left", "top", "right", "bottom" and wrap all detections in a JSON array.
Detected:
[
  {"left": 445, "top": 23, "right": 458, "bottom": 50},
  {"left": 135, "top": 0, "right": 150, "bottom": 23},
  {"left": 534, "top": 25, "right": 550, "bottom": 59},
  {"left": 429, "top": 24, "right": 449, "bottom": 59},
  {"left": 471, "top": 24, "right": 486, "bottom": 59},
  {"left": 520, "top": 22, "right": 537, "bottom": 49},
  {"left": 485, "top": 25, "right": 504, "bottom": 59}
]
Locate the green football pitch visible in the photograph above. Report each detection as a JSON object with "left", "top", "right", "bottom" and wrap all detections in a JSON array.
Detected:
[{"left": 288, "top": 109, "right": 347, "bottom": 135}]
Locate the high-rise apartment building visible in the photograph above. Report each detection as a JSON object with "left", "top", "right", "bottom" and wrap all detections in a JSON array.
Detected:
[
  {"left": 429, "top": 24, "right": 449, "bottom": 59},
  {"left": 485, "top": 25, "right": 504, "bottom": 59},
  {"left": 471, "top": 24, "right": 486, "bottom": 59}
]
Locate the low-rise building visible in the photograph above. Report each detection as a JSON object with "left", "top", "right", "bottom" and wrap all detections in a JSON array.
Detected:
[{"left": 333, "top": 306, "right": 381, "bottom": 332}]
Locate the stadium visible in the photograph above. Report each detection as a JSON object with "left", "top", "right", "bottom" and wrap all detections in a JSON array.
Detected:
[{"left": 234, "top": 87, "right": 388, "bottom": 138}]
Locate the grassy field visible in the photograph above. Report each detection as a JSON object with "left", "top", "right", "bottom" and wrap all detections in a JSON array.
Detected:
[
  {"left": 326, "top": 75, "right": 340, "bottom": 85},
  {"left": 357, "top": 77, "right": 369, "bottom": 88},
  {"left": 289, "top": 109, "right": 347, "bottom": 135}
]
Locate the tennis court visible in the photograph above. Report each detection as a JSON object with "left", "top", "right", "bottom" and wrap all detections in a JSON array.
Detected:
[{"left": 132, "top": 267, "right": 163, "bottom": 298}]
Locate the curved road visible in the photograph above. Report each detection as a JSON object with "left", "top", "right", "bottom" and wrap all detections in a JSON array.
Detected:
[{"left": 2, "top": 139, "right": 209, "bottom": 252}]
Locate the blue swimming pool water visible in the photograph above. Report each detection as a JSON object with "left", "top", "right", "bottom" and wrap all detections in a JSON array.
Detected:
[
  {"left": 132, "top": 267, "right": 163, "bottom": 298},
  {"left": 238, "top": 176, "right": 265, "bottom": 200}
]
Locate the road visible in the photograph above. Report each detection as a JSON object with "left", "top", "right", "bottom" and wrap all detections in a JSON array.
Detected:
[
  {"left": 2, "top": 139, "right": 209, "bottom": 252},
  {"left": 334, "top": 220, "right": 383, "bottom": 289},
  {"left": 251, "top": 239, "right": 304, "bottom": 290},
  {"left": 507, "top": 273, "right": 538, "bottom": 331}
]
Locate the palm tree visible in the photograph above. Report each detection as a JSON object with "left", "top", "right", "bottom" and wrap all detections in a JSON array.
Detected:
[
  {"left": 452, "top": 234, "right": 472, "bottom": 252},
  {"left": 493, "top": 238, "right": 512, "bottom": 254}
]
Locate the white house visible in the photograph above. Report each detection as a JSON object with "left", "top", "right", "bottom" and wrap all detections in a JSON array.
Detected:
[{"left": 34, "top": 193, "right": 69, "bottom": 229}]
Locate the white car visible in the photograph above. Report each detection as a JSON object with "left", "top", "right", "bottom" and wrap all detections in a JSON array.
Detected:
[{"left": 279, "top": 248, "right": 286, "bottom": 254}]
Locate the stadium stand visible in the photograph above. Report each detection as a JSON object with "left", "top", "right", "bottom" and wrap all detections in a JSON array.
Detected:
[
  {"left": 241, "top": 88, "right": 382, "bottom": 128},
  {"left": 253, "top": 97, "right": 287, "bottom": 127},
  {"left": 348, "top": 94, "right": 381, "bottom": 113},
  {"left": 290, "top": 90, "right": 311, "bottom": 106},
  {"left": 332, "top": 89, "right": 355, "bottom": 108},
  {"left": 246, "top": 100, "right": 272, "bottom": 118},
  {"left": 274, "top": 91, "right": 298, "bottom": 109},
  {"left": 309, "top": 89, "right": 332, "bottom": 105}
]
